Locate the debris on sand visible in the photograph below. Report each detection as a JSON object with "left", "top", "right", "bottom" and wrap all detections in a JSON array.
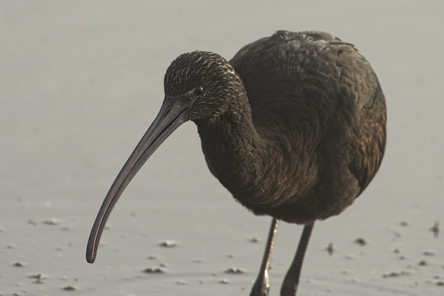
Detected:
[
  {"left": 29, "top": 273, "right": 46, "bottom": 283},
  {"left": 354, "top": 238, "right": 367, "bottom": 246},
  {"left": 250, "top": 237, "right": 260, "bottom": 243},
  {"left": 326, "top": 242, "right": 334, "bottom": 255},
  {"left": 62, "top": 285, "right": 76, "bottom": 291},
  {"left": 400, "top": 221, "right": 409, "bottom": 226},
  {"left": 225, "top": 267, "right": 244, "bottom": 274},
  {"left": 143, "top": 267, "right": 165, "bottom": 274},
  {"left": 159, "top": 240, "right": 177, "bottom": 248},
  {"left": 431, "top": 221, "right": 439, "bottom": 238},
  {"left": 43, "top": 218, "right": 58, "bottom": 225},
  {"left": 382, "top": 270, "right": 409, "bottom": 278},
  {"left": 418, "top": 260, "right": 427, "bottom": 266},
  {"left": 12, "top": 261, "right": 27, "bottom": 267}
]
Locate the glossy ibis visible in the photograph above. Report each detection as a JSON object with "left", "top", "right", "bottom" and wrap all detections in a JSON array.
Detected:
[{"left": 87, "top": 31, "right": 386, "bottom": 296}]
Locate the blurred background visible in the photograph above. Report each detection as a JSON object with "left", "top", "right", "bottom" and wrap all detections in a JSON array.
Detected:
[{"left": 0, "top": 1, "right": 443, "bottom": 295}]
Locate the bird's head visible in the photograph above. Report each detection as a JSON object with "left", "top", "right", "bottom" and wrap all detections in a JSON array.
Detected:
[
  {"left": 86, "top": 51, "right": 240, "bottom": 263},
  {"left": 164, "top": 50, "right": 240, "bottom": 121}
]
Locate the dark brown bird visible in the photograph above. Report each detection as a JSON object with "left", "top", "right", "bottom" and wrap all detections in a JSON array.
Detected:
[{"left": 86, "top": 31, "right": 386, "bottom": 296}]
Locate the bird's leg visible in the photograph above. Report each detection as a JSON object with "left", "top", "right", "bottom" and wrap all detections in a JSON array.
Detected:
[
  {"left": 250, "top": 218, "right": 279, "bottom": 296},
  {"left": 280, "top": 223, "right": 314, "bottom": 296}
]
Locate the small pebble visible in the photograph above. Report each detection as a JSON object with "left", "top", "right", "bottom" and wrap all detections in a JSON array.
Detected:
[
  {"left": 418, "top": 260, "right": 427, "bottom": 266},
  {"left": 27, "top": 219, "right": 37, "bottom": 226},
  {"left": 326, "top": 242, "right": 334, "bottom": 255},
  {"left": 393, "top": 231, "right": 402, "bottom": 238},
  {"left": 382, "top": 270, "right": 409, "bottom": 278},
  {"left": 250, "top": 237, "right": 260, "bottom": 243},
  {"left": 176, "top": 280, "right": 186, "bottom": 285},
  {"left": 431, "top": 221, "right": 439, "bottom": 238},
  {"left": 344, "top": 254, "right": 355, "bottom": 260},
  {"left": 354, "top": 238, "right": 366, "bottom": 246},
  {"left": 43, "top": 219, "right": 58, "bottom": 225},
  {"left": 147, "top": 255, "right": 157, "bottom": 260},
  {"left": 143, "top": 267, "right": 164, "bottom": 274},
  {"left": 62, "top": 285, "right": 75, "bottom": 291},
  {"left": 29, "top": 273, "right": 46, "bottom": 283},
  {"left": 400, "top": 221, "right": 409, "bottom": 226},
  {"left": 437, "top": 281, "right": 444, "bottom": 286},
  {"left": 159, "top": 240, "right": 177, "bottom": 248},
  {"left": 13, "top": 262, "right": 27, "bottom": 267},
  {"left": 220, "top": 279, "right": 229, "bottom": 284},
  {"left": 225, "top": 267, "right": 244, "bottom": 274},
  {"left": 423, "top": 250, "right": 435, "bottom": 256}
]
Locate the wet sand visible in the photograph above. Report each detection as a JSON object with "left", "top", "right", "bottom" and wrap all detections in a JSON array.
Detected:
[{"left": 1, "top": 1, "right": 443, "bottom": 295}]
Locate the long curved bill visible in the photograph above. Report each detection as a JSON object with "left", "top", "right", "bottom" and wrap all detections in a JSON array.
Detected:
[{"left": 86, "top": 96, "right": 190, "bottom": 263}]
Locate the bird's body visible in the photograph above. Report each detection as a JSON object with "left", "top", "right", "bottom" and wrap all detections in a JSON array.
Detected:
[
  {"left": 87, "top": 30, "right": 386, "bottom": 296},
  {"left": 185, "top": 31, "right": 386, "bottom": 224}
]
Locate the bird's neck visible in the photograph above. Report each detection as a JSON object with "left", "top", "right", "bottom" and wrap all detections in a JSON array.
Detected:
[{"left": 194, "top": 90, "right": 282, "bottom": 206}]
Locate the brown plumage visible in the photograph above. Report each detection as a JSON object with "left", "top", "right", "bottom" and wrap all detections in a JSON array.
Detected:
[{"left": 87, "top": 30, "right": 386, "bottom": 296}]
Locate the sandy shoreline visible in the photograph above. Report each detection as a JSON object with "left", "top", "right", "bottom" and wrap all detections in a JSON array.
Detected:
[{"left": 1, "top": 1, "right": 443, "bottom": 295}]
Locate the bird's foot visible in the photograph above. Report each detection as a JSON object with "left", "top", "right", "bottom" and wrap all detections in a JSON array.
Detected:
[
  {"left": 250, "top": 279, "right": 270, "bottom": 296},
  {"left": 280, "top": 286, "right": 296, "bottom": 296}
]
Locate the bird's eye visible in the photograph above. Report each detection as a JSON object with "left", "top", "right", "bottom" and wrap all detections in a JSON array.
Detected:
[{"left": 193, "top": 86, "right": 203, "bottom": 96}]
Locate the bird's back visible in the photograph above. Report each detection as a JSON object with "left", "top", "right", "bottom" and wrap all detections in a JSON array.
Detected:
[{"left": 229, "top": 31, "right": 386, "bottom": 223}]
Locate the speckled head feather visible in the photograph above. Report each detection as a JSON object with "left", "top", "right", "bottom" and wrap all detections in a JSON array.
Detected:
[
  {"left": 164, "top": 51, "right": 237, "bottom": 96},
  {"left": 163, "top": 50, "right": 246, "bottom": 121}
]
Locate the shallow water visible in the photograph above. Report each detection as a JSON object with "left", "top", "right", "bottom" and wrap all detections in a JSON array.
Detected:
[{"left": 1, "top": 1, "right": 443, "bottom": 295}]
